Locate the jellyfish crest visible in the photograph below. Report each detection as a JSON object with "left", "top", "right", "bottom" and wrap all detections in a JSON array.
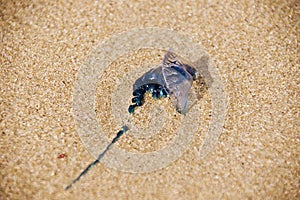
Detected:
[
  {"left": 162, "top": 51, "right": 196, "bottom": 114},
  {"left": 163, "top": 51, "right": 198, "bottom": 80}
]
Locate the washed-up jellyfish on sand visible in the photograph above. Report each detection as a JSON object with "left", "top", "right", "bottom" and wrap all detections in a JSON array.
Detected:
[
  {"left": 65, "top": 51, "right": 198, "bottom": 190},
  {"left": 129, "top": 50, "right": 197, "bottom": 114}
]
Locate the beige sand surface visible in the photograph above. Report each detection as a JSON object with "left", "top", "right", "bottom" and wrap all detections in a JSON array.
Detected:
[{"left": 1, "top": 0, "right": 299, "bottom": 199}]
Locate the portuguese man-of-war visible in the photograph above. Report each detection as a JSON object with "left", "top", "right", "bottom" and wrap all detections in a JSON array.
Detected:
[{"left": 65, "top": 51, "right": 197, "bottom": 190}]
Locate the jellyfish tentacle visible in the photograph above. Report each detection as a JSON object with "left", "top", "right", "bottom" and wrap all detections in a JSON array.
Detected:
[{"left": 65, "top": 126, "right": 129, "bottom": 191}]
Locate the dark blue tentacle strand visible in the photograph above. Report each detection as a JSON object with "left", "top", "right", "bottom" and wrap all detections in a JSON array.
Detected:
[{"left": 65, "top": 125, "right": 129, "bottom": 190}]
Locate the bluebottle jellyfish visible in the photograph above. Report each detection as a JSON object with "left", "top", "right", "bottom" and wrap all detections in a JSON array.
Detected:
[
  {"left": 65, "top": 51, "right": 197, "bottom": 190},
  {"left": 129, "top": 51, "right": 197, "bottom": 114}
]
